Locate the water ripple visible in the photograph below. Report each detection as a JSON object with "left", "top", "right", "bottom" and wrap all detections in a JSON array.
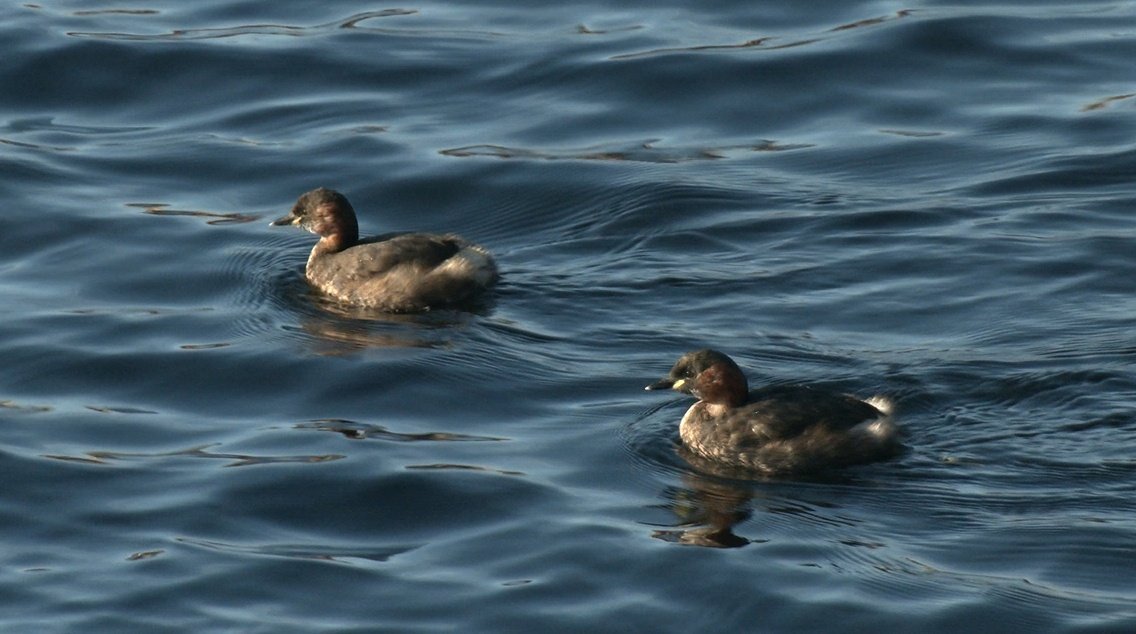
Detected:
[
  {"left": 611, "top": 9, "right": 913, "bottom": 60},
  {"left": 177, "top": 536, "right": 421, "bottom": 565},
  {"left": 129, "top": 202, "right": 260, "bottom": 226},
  {"left": 297, "top": 418, "right": 508, "bottom": 443},
  {"left": 66, "top": 9, "right": 418, "bottom": 41},
  {"left": 441, "top": 139, "right": 811, "bottom": 163},
  {"left": 42, "top": 444, "right": 345, "bottom": 468}
]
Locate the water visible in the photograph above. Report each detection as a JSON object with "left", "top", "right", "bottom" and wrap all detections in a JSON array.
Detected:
[{"left": 2, "top": 1, "right": 1135, "bottom": 631}]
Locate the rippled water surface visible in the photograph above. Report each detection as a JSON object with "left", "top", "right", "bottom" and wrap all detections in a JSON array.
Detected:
[{"left": 2, "top": 1, "right": 1135, "bottom": 631}]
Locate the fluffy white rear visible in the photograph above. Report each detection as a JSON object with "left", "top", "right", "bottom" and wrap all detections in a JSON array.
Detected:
[
  {"left": 858, "top": 395, "right": 898, "bottom": 442},
  {"left": 437, "top": 245, "right": 498, "bottom": 287},
  {"left": 864, "top": 395, "right": 895, "bottom": 417}
]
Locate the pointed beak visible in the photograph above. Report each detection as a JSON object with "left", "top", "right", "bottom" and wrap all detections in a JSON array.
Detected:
[
  {"left": 270, "top": 213, "right": 298, "bottom": 227},
  {"left": 645, "top": 377, "right": 684, "bottom": 392}
]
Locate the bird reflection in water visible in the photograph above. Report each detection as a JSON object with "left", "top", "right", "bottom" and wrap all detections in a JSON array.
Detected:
[
  {"left": 651, "top": 470, "right": 758, "bottom": 549},
  {"left": 649, "top": 443, "right": 870, "bottom": 549},
  {"left": 292, "top": 289, "right": 487, "bottom": 355}
]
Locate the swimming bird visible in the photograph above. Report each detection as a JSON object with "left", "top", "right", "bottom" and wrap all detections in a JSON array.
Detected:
[
  {"left": 646, "top": 349, "right": 899, "bottom": 475},
  {"left": 272, "top": 188, "right": 497, "bottom": 312}
]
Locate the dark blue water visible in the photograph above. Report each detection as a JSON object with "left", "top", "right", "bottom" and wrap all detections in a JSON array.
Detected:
[{"left": 2, "top": 1, "right": 1135, "bottom": 631}]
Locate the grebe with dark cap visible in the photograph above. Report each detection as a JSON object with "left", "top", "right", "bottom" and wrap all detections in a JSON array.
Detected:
[
  {"left": 272, "top": 187, "right": 497, "bottom": 312},
  {"left": 647, "top": 349, "right": 900, "bottom": 475}
]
